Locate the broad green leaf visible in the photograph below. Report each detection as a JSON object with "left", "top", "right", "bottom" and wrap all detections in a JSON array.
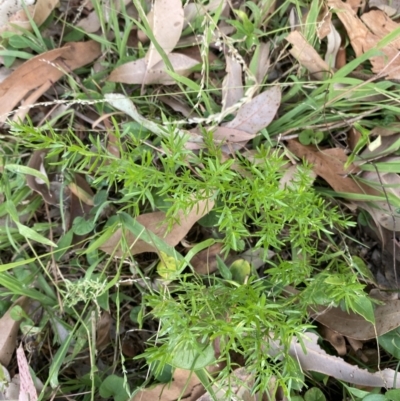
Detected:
[
  {"left": 378, "top": 328, "right": 400, "bottom": 359},
  {"left": 5, "top": 164, "right": 49, "bottom": 187},
  {"left": 353, "top": 296, "right": 375, "bottom": 324},
  {"left": 99, "top": 375, "right": 129, "bottom": 401},
  {"left": 171, "top": 342, "right": 215, "bottom": 370},
  {"left": 304, "top": 387, "right": 326, "bottom": 401},
  {"left": 16, "top": 222, "right": 57, "bottom": 247},
  {"left": 385, "top": 389, "right": 400, "bottom": 401}
]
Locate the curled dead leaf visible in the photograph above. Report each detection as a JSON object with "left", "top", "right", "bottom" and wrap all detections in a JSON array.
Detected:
[
  {"left": 286, "top": 31, "right": 331, "bottom": 80},
  {"left": 0, "top": 41, "right": 101, "bottom": 124},
  {"left": 100, "top": 197, "right": 214, "bottom": 257}
]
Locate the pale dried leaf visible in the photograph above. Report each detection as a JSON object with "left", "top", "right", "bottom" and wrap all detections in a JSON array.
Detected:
[
  {"left": 4, "top": 375, "right": 20, "bottom": 401},
  {"left": 0, "top": 0, "right": 59, "bottom": 34},
  {"left": 0, "top": 41, "right": 101, "bottom": 124},
  {"left": 183, "top": 3, "right": 202, "bottom": 28},
  {"left": 17, "top": 344, "right": 37, "bottom": 401},
  {"left": 77, "top": 0, "right": 133, "bottom": 33},
  {"left": 325, "top": 22, "right": 341, "bottom": 68},
  {"left": 0, "top": 0, "right": 35, "bottom": 28},
  {"left": 76, "top": 10, "right": 101, "bottom": 33},
  {"left": 131, "top": 368, "right": 203, "bottom": 401},
  {"left": 191, "top": 243, "right": 224, "bottom": 274},
  {"left": 222, "top": 54, "right": 243, "bottom": 111},
  {"left": 145, "top": 0, "right": 184, "bottom": 70},
  {"left": 100, "top": 197, "right": 214, "bottom": 257},
  {"left": 369, "top": 0, "right": 400, "bottom": 17},
  {"left": 270, "top": 332, "right": 400, "bottom": 387},
  {"left": 254, "top": 42, "right": 270, "bottom": 85},
  {"left": 359, "top": 170, "right": 400, "bottom": 231},
  {"left": 286, "top": 31, "right": 332, "bottom": 80},
  {"left": 0, "top": 297, "right": 29, "bottom": 366},
  {"left": 317, "top": 5, "right": 332, "bottom": 39},
  {"left": 159, "top": 95, "right": 193, "bottom": 118},
  {"left": 108, "top": 53, "right": 199, "bottom": 85},
  {"left": 225, "top": 86, "right": 281, "bottom": 134},
  {"left": 309, "top": 300, "right": 400, "bottom": 340}
]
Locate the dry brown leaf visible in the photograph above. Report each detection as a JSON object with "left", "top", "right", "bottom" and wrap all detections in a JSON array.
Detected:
[
  {"left": 320, "top": 325, "right": 347, "bottom": 356},
  {"left": 191, "top": 242, "right": 224, "bottom": 274},
  {"left": 145, "top": 0, "right": 184, "bottom": 71},
  {"left": 0, "top": 41, "right": 101, "bottom": 124},
  {"left": 317, "top": 5, "right": 332, "bottom": 40},
  {"left": 347, "top": 0, "right": 365, "bottom": 11},
  {"left": 286, "top": 140, "right": 363, "bottom": 194},
  {"left": 328, "top": 0, "right": 400, "bottom": 79},
  {"left": 17, "top": 344, "right": 37, "bottom": 401},
  {"left": 309, "top": 300, "right": 400, "bottom": 340},
  {"left": 347, "top": 127, "right": 362, "bottom": 151},
  {"left": 100, "top": 197, "right": 214, "bottom": 257},
  {"left": 0, "top": 297, "right": 29, "bottom": 366},
  {"left": 96, "top": 312, "right": 112, "bottom": 351},
  {"left": 224, "top": 86, "right": 281, "bottom": 134},
  {"left": 159, "top": 95, "right": 193, "bottom": 118},
  {"left": 26, "top": 150, "right": 58, "bottom": 205},
  {"left": 347, "top": 337, "right": 364, "bottom": 353},
  {"left": 131, "top": 368, "right": 203, "bottom": 401},
  {"left": 108, "top": 53, "right": 199, "bottom": 85},
  {"left": 285, "top": 31, "right": 332, "bottom": 80},
  {"left": 270, "top": 332, "right": 400, "bottom": 387},
  {"left": 279, "top": 164, "right": 316, "bottom": 190},
  {"left": 222, "top": 53, "right": 243, "bottom": 111},
  {"left": 325, "top": 22, "right": 341, "bottom": 68}
]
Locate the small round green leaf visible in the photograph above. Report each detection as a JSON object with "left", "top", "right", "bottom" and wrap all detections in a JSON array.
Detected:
[
  {"left": 304, "top": 387, "right": 326, "bottom": 401},
  {"left": 72, "top": 217, "right": 95, "bottom": 236}
]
